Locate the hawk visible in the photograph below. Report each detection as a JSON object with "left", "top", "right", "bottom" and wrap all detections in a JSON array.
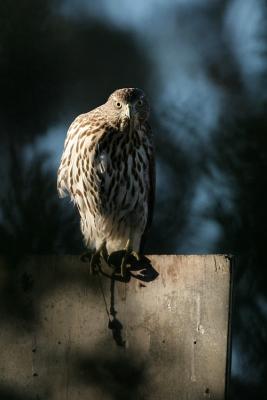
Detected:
[{"left": 57, "top": 88, "right": 155, "bottom": 276}]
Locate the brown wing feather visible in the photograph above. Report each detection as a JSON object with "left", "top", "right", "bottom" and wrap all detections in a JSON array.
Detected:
[{"left": 57, "top": 107, "right": 106, "bottom": 199}]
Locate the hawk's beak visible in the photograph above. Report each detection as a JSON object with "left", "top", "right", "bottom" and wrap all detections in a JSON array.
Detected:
[{"left": 125, "top": 104, "right": 132, "bottom": 119}]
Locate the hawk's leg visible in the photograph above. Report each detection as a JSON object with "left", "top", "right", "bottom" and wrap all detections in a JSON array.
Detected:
[
  {"left": 80, "top": 251, "right": 92, "bottom": 263},
  {"left": 90, "top": 242, "right": 107, "bottom": 274},
  {"left": 119, "top": 240, "right": 141, "bottom": 278}
]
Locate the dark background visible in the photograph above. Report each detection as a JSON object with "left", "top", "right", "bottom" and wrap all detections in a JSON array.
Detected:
[{"left": 1, "top": 0, "right": 267, "bottom": 398}]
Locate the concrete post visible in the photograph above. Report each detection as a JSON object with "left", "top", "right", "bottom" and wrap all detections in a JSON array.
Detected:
[{"left": 0, "top": 255, "right": 232, "bottom": 400}]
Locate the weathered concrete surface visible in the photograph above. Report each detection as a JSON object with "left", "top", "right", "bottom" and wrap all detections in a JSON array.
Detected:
[{"left": 0, "top": 255, "right": 231, "bottom": 400}]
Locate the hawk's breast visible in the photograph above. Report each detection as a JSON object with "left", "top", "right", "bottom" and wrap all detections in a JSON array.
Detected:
[{"left": 93, "top": 125, "right": 150, "bottom": 229}]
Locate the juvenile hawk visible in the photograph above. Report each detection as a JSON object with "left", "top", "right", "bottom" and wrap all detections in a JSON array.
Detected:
[{"left": 57, "top": 88, "right": 155, "bottom": 275}]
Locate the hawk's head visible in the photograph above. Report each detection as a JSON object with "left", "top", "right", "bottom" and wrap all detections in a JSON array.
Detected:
[{"left": 106, "top": 88, "right": 150, "bottom": 130}]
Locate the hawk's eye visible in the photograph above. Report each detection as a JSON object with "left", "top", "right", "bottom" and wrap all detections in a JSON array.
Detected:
[
  {"left": 115, "top": 101, "right": 122, "bottom": 109},
  {"left": 136, "top": 99, "right": 144, "bottom": 107}
]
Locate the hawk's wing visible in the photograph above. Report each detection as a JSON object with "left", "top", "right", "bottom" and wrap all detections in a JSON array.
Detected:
[
  {"left": 140, "top": 123, "right": 155, "bottom": 252},
  {"left": 57, "top": 107, "right": 106, "bottom": 201}
]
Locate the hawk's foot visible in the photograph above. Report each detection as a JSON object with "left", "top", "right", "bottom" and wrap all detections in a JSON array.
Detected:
[
  {"left": 106, "top": 250, "right": 129, "bottom": 278},
  {"left": 80, "top": 251, "right": 92, "bottom": 263},
  {"left": 121, "top": 250, "right": 143, "bottom": 276},
  {"left": 129, "top": 250, "right": 141, "bottom": 262},
  {"left": 84, "top": 242, "right": 107, "bottom": 275},
  {"left": 106, "top": 245, "right": 142, "bottom": 278},
  {"left": 80, "top": 250, "right": 100, "bottom": 274},
  {"left": 90, "top": 251, "right": 101, "bottom": 275}
]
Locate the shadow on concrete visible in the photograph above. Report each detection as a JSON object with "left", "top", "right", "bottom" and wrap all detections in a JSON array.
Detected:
[
  {"left": 0, "top": 385, "right": 36, "bottom": 400},
  {"left": 74, "top": 351, "right": 146, "bottom": 400},
  {"left": 93, "top": 254, "right": 159, "bottom": 347}
]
